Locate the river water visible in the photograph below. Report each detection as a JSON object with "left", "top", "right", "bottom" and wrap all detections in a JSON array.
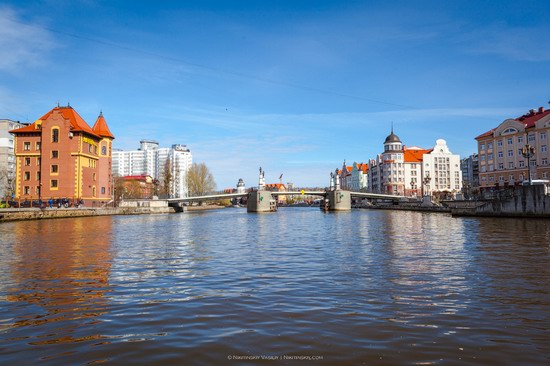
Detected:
[{"left": 0, "top": 208, "right": 549, "bottom": 365}]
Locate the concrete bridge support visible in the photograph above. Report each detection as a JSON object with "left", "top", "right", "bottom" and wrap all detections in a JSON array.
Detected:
[
  {"left": 327, "top": 190, "right": 351, "bottom": 211},
  {"left": 247, "top": 190, "right": 277, "bottom": 213}
]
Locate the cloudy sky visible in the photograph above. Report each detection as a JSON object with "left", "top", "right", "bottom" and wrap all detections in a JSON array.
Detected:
[{"left": 1, "top": 0, "right": 549, "bottom": 188}]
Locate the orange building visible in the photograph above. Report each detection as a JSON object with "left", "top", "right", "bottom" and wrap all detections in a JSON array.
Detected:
[{"left": 10, "top": 105, "right": 115, "bottom": 206}]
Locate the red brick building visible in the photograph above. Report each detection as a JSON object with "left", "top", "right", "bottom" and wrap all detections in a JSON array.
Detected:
[{"left": 10, "top": 105, "right": 115, "bottom": 206}]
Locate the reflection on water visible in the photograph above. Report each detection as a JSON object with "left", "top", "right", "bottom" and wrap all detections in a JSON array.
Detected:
[{"left": 0, "top": 209, "right": 549, "bottom": 365}]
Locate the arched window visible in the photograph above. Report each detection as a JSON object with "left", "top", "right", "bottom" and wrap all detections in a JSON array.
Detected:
[
  {"left": 102, "top": 145, "right": 107, "bottom": 155},
  {"left": 502, "top": 128, "right": 517, "bottom": 135}
]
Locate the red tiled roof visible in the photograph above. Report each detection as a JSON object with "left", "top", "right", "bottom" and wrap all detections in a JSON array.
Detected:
[
  {"left": 10, "top": 106, "right": 101, "bottom": 138},
  {"left": 404, "top": 147, "right": 431, "bottom": 163},
  {"left": 476, "top": 107, "right": 550, "bottom": 140},
  {"left": 92, "top": 112, "right": 115, "bottom": 139}
]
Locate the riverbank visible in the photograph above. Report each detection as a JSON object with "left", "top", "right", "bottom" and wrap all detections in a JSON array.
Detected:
[{"left": 0, "top": 206, "right": 175, "bottom": 223}]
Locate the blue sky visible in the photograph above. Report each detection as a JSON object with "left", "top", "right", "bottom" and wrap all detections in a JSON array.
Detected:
[{"left": 1, "top": 0, "right": 549, "bottom": 189}]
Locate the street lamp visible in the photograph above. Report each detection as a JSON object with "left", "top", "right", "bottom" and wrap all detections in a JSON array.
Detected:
[
  {"left": 410, "top": 179, "right": 416, "bottom": 197},
  {"left": 423, "top": 173, "right": 431, "bottom": 197},
  {"left": 521, "top": 144, "right": 536, "bottom": 185}
]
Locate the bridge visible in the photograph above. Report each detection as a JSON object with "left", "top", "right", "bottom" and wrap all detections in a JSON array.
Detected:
[{"left": 166, "top": 168, "right": 403, "bottom": 212}]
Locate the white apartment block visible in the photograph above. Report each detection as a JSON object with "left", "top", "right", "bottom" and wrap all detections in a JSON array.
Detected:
[
  {"left": 0, "top": 119, "right": 28, "bottom": 198},
  {"left": 113, "top": 140, "right": 192, "bottom": 198},
  {"left": 422, "top": 139, "right": 462, "bottom": 195}
]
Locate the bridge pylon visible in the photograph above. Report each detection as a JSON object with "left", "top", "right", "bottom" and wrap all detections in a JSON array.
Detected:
[
  {"left": 247, "top": 190, "right": 277, "bottom": 213},
  {"left": 326, "top": 189, "right": 352, "bottom": 211}
]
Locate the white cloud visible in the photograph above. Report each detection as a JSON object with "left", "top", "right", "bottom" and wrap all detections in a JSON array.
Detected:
[{"left": 0, "top": 6, "right": 56, "bottom": 72}]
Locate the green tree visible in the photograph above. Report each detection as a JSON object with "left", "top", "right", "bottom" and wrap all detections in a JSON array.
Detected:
[{"left": 187, "top": 163, "right": 216, "bottom": 196}]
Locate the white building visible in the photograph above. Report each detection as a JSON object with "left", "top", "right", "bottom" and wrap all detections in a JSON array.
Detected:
[
  {"left": 368, "top": 131, "right": 462, "bottom": 197},
  {"left": 350, "top": 162, "right": 368, "bottom": 191},
  {"left": 113, "top": 140, "right": 192, "bottom": 198},
  {"left": 0, "top": 119, "right": 28, "bottom": 198},
  {"left": 422, "top": 139, "right": 462, "bottom": 196}
]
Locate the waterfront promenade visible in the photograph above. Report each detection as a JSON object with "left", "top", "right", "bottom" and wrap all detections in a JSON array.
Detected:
[{"left": 1, "top": 208, "right": 549, "bottom": 365}]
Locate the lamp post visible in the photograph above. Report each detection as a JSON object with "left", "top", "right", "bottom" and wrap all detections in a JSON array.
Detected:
[
  {"left": 521, "top": 144, "right": 536, "bottom": 185},
  {"left": 423, "top": 174, "right": 431, "bottom": 197},
  {"left": 410, "top": 179, "right": 416, "bottom": 197}
]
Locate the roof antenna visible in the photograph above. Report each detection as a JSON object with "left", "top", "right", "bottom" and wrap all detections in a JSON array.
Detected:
[
  {"left": 67, "top": 100, "right": 70, "bottom": 108},
  {"left": 57, "top": 101, "right": 60, "bottom": 108},
  {"left": 100, "top": 109, "right": 103, "bottom": 116},
  {"left": 391, "top": 121, "right": 394, "bottom": 133}
]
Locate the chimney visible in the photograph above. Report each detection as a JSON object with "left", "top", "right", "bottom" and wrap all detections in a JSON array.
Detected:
[
  {"left": 538, "top": 106, "right": 545, "bottom": 113},
  {"left": 529, "top": 109, "right": 536, "bottom": 115}
]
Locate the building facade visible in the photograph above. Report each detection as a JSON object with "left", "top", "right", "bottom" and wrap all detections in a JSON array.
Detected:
[
  {"left": 476, "top": 106, "right": 550, "bottom": 189},
  {"left": 113, "top": 140, "right": 192, "bottom": 198},
  {"left": 0, "top": 119, "right": 28, "bottom": 198},
  {"left": 421, "top": 139, "right": 462, "bottom": 196},
  {"left": 368, "top": 131, "right": 462, "bottom": 197},
  {"left": 10, "top": 105, "right": 114, "bottom": 205},
  {"left": 460, "top": 153, "right": 479, "bottom": 189}
]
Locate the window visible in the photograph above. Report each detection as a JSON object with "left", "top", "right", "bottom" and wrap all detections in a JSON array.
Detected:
[
  {"left": 529, "top": 134, "right": 535, "bottom": 142},
  {"left": 518, "top": 136, "right": 524, "bottom": 143},
  {"left": 51, "top": 165, "right": 58, "bottom": 173},
  {"left": 497, "top": 140, "right": 503, "bottom": 147},
  {"left": 541, "top": 132, "right": 547, "bottom": 140},
  {"left": 503, "top": 128, "right": 518, "bottom": 135},
  {"left": 25, "top": 157, "right": 31, "bottom": 166},
  {"left": 88, "top": 144, "right": 93, "bottom": 153},
  {"left": 481, "top": 155, "right": 486, "bottom": 161},
  {"left": 24, "top": 142, "right": 31, "bottom": 151},
  {"left": 36, "top": 142, "right": 41, "bottom": 151},
  {"left": 24, "top": 172, "right": 30, "bottom": 180},
  {"left": 93, "top": 173, "right": 96, "bottom": 181},
  {"left": 498, "top": 151, "right": 503, "bottom": 158},
  {"left": 507, "top": 138, "right": 513, "bottom": 145},
  {"left": 530, "top": 160, "right": 536, "bottom": 167},
  {"left": 499, "top": 176, "right": 504, "bottom": 182},
  {"left": 37, "top": 157, "right": 41, "bottom": 166},
  {"left": 24, "top": 186, "right": 30, "bottom": 195},
  {"left": 102, "top": 145, "right": 107, "bottom": 155},
  {"left": 542, "top": 158, "right": 548, "bottom": 165},
  {"left": 508, "top": 162, "right": 514, "bottom": 169},
  {"left": 498, "top": 163, "right": 504, "bottom": 170},
  {"left": 51, "top": 180, "right": 58, "bottom": 188},
  {"left": 488, "top": 153, "right": 493, "bottom": 160},
  {"left": 542, "top": 145, "right": 547, "bottom": 153},
  {"left": 509, "top": 175, "right": 514, "bottom": 181},
  {"left": 37, "top": 171, "right": 40, "bottom": 181},
  {"left": 480, "top": 143, "right": 485, "bottom": 150},
  {"left": 543, "top": 172, "right": 548, "bottom": 179},
  {"left": 519, "top": 161, "right": 525, "bottom": 168},
  {"left": 52, "top": 128, "right": 59, "bottom": 143},
  {"left": 51, "top": 150, "right": 59, "bottom": 159},
  {"left": 101, "top": 187, "right": 106, "bottom": 194},
  {"left": 488, "top": 142, "right": 493, "bottom": 149},
  {"left": 508, "top": 150, "right": 513, "bottom": 157}
]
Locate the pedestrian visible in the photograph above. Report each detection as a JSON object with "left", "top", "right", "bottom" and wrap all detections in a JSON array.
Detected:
[{"left": 48, "top": 198, "right": 53, "bottom": 208}]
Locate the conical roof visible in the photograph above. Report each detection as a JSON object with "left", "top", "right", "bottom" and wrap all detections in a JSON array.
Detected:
[{"left": 92, "top": 112, "right": 115, "bottom": 139}]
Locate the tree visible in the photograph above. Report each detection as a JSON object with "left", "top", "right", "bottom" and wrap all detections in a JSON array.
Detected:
[
  {"left": 159, "top": 159, "right": 173, "bottom": 198},
  {"left": 187, "top": 163, "right": 216, "bottom": 197},
  {"left": 0, "top": 167, "right": 15, "bottom": 200}
]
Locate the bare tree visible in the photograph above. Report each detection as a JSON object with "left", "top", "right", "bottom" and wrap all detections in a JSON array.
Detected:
[
  {"left": 160, "top": 159, "right": 173, "bottom": 198},
  {"left": 187, "top": 163, "right": 216, "bottom": 196},
  {"left": 0, "top": 167, "right": 15, "bottom": 200}
]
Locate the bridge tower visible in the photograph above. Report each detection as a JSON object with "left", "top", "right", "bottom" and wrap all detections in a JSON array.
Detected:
[{"left": 247, "top": 167, "right": 276, "bottom": 212}]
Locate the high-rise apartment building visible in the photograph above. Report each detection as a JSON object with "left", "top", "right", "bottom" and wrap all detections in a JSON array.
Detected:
[
  {"left": 0, "top": 119, "right": 28, "bottom": 198},
  {"left": 112, "top": 140, "right": 192, "bottom": 198}
]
